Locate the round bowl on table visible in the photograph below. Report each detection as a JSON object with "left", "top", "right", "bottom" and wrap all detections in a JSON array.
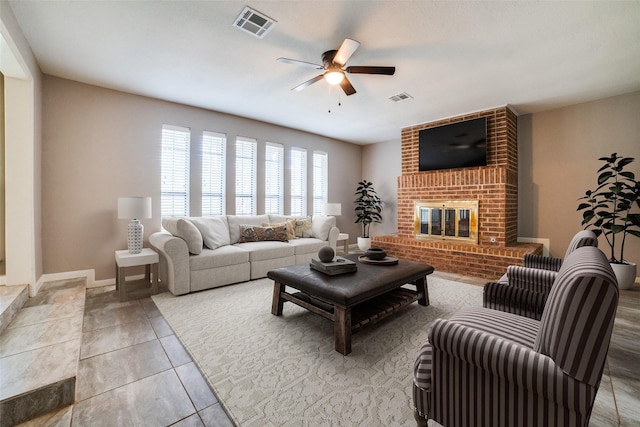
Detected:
[{"left": 364, "top": 248, "right": 387, "bottom": 260}]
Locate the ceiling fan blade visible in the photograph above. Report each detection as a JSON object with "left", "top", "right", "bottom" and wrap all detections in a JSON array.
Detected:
[
  {"left": 340, "top": 76, "right": 357, "bottom": 96},
  {"left": 292, "top": 74, "right": 324, "bottom": 92},
  {"left": 333, "top": 38, "right": 360, "bottom": 66},
  {"left": 345, "top": 66, "right": 396, "bottom": 75},
  {"left": 277, "top": 57, "right": 324, "bottom": 70}
]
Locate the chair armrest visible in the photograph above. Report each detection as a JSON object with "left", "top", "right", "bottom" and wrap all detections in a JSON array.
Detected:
[
  {"left": 149, "top": 231, "right": 190, "bottom": 296},
  {"left": 427, "top": 319, "right": 595, "bottom": 412},
  {"left": 523, "top": 253, "right": 563, "bottom": 271},
  {"left": 483, "top": 282, "right": 548, "bottom": 320},
  {"left": 506, "top": 265, "right": 557, "bottom": 294}
]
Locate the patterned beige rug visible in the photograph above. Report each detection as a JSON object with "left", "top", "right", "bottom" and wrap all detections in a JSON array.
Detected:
[{"left": 152, "top": 276, "right": 483, "bottom": 426}]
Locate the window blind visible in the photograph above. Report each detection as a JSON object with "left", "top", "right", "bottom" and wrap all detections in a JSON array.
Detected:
[
  {"left": 202, "top": 131, "right": 226, "bottom": 216},
  {"left": 235, "top": 137, "right": 257, "bottom": 215},
  {"left": 265, "top": 142, "right": 284, "bottom": 215},
  {"left": 161, "top": 125, "right": 190, "bottom": 217},
  {"left": 312, "top": 151, "right": 328, "bottom": 216},
  {"left": 290, "top": 147, "right": 307, "bottom": 216}
]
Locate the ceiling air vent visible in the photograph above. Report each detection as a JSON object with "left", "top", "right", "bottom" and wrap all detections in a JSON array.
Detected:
[
  {"left": 233, "top": 7, "right": 276, "bottom": 39},
  {"left": 389, "top": 92, "right": 413, "bottom": 103}
]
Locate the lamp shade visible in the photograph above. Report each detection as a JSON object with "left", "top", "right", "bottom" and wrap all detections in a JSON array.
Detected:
[
  {"left": 322, "top": 203, "right": 342, "bottom": 216},
  {"left": 118, "top": 197, "right": 152, "bottom": 220}
]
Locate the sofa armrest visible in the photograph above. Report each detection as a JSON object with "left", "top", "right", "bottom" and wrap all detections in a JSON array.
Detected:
[
  {"left": 523, "top": 253, "right": 563, "bottom": 271},
  {"left": 427, "top": 319, "right": 594, "bottom": 412},
  {"left": 327, "top": 226, "right": 339, "bottom": 250},
  {"left": 506, "top": 265, "right": 557, "bottom": 294},
  {"left": 149, "top": 231, "right": 190, "bottom": 296},
  {"left": 483, "top": 281, "right": 548, "bottom": 320}
]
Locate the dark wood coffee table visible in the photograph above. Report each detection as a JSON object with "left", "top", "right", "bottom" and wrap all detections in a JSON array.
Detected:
[{"left": 267, "top": 254, "right": 434, "bottom": 355}]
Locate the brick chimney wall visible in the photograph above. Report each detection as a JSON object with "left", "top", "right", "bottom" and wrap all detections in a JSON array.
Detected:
[
  {"left": 371, "top": 106, "right": 542, "bottom": 280},
  {"left": 398, "top": 106, "right": 518, "bottom": 246}
]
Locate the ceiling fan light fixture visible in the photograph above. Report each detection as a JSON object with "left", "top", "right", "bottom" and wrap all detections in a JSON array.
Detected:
[{"left": 324, "top": 70, "right": 344, "bottom": 85}]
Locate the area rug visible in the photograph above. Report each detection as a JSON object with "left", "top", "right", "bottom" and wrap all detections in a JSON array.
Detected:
[{"left": 152, "top": 276, "right": 483, "bottom": 426}]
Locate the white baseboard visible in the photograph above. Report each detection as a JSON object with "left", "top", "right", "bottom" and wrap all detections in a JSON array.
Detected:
[
  {"left": 36, "top": 269, "right": 146, "bottom": 294},
  {"left": 517, "top": 237, "right": 550, "bottom": 257}
]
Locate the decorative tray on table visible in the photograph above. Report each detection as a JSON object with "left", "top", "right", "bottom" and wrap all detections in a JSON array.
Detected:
[{"left": 358, "top": 255, "right": 399, "bottom": 265}]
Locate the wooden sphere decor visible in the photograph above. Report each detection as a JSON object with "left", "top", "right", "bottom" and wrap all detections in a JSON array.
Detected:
[{"left": 318, "top": 246, "right": 335, "bottom": 262}]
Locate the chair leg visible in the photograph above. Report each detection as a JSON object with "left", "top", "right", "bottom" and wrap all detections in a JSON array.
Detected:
[{"left": 413, "top": 408, "right": 428, "bottom": 427}]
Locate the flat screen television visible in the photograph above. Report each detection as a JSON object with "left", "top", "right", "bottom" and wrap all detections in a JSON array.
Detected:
[{"left": 418, "top": 117, "right": 487, "bottom": 171}]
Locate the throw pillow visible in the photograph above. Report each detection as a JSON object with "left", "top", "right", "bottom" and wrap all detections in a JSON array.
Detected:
[
  {"left": 189, "top": 216, "right": 231, "bottom": 250},
  {"left": 309, "top": 215, "right": 336, "bottom": 241},
  {"left": 263, "top": 219, "right": 297, "bottom": 240},
  {"left": 161, "top": 217, "right": 203, "bottom": 255},
  {"left": 238, "top": 224, "right": 289, "bottom": 243},
  {"left": 292, "top": 216, "right": 312, "bottom": 237},
  {"left": 227, "top": 215, "right": 271, "bottom": 244}
]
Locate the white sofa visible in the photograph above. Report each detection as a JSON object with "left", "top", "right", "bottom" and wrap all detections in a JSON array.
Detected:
[{"left": 149, "top": 214, "right": 339, "bottom": 295}]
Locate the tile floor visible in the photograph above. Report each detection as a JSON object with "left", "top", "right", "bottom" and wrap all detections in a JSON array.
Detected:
[
  {"left": 7, "top": 271, "right": 640, "bottom": 426},
  {"left": 17, "top": 283, "right": 235, "bottom": 427}
]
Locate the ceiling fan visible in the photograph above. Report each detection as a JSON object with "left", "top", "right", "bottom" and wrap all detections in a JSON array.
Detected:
[{"left": 277, "top": 38, "right": 395, "bottom": 96}]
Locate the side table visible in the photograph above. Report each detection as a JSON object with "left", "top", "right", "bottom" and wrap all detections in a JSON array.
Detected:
[
  {"left": 337, "top": 233, "right": 349, "bottom": 255},
  {"left": 115, "top": 248, "right": 159, "bottom": 302}
]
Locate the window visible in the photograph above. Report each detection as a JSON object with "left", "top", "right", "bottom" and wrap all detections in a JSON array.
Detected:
[
  {"left": 290, "top": 147, "right": 307, "bottom": 216},
  {"left": 265, "top": 142, "right": 284, "bottom": 215},
  {"left": 312, "top": 151, "right": 328, "bottom": 216},
  {"left": 161, "top": 125, "right": 190, "bottom": 217},
  {"left": 202, "top": 131, "right": 226, "bottom": 216},
  {"left": 235, "top": 137, "right": 257, "bottom": 215}
]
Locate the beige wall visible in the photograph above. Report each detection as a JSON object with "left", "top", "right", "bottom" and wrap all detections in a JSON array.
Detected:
[
  {"left": 362, "top": 139, "right": 401, "bottom": 237},
  {"left": 1, "top": 2, "right": 43, "bottom": 290},
  {"left": 41, "top": 76, "right": 363, "bottom": 281},
  {"left": 363, "top": 91, "right": 640, "bottom": 270},
  {"left": 518, "top": 91, "right": 640, "bottom": 266}
]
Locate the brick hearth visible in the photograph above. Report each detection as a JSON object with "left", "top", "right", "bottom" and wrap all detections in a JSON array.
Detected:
[{"left": 372, "top": 106, "right": 542, "bottom": 280}]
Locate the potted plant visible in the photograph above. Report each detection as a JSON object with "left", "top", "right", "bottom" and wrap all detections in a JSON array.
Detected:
[
  {"left": 577, "top": 153, "right": 640, "bottom": 289},
  {"left": 354, "top": 180, "right": 383, "bottom": 251}
]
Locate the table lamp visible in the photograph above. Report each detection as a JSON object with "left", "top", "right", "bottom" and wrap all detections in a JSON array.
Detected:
[
  {"left": 118, "top": 196, "right": 152, "bottom": 254},
  {"left": 322, "top": 203, "right": 341, "bottom": 216}
]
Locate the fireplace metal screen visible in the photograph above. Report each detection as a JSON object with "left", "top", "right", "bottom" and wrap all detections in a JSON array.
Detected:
[{"left": 414, "top": 200, "right": 479, "bottom": 243}]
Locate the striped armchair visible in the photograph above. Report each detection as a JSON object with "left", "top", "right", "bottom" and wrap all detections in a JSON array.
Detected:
[
  {"left": 413, "top": 246, "right": 618, "bottom": 427},
  {"left": 484, "top": 230, "right": 599, "bottom": 319},
  {"left": 522, "top": 229, "right": 598, "bottom": 272}
]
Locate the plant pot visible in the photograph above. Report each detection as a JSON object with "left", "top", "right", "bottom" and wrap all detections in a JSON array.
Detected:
[
  {"left": 357, "top": 237, "right": 372, "bottom": 252},
  {"left": 610, "top": 262, "right": 637, "bottom": 290}
]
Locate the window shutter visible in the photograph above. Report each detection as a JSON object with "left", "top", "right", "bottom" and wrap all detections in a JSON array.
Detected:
[
  {"left": 312, "top": 151, "right": 328, "bottom": 216},
  {"left": 290, "top": 147, "right": 307, "bottom": 216},
  {"left": 265, "top": 142, "right": 284, "bottom": 215},
  {"left": 161, "top": 125, "right": 190, "bottom": 217},
  {"left": 235, "top": 137, "right": 257, "bottom": 215},
  {"left": 202, "top": 131, "right": 226, "bottom": 216}
]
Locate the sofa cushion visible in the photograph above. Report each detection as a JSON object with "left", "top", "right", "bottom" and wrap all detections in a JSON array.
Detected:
[
  {"left": 287, "top": 238, "right": 327, "bottom": 255},
  {"left": 293, "top": 216, "right": 312, "bottom": 237},
  {"left": 189, "top": 245, "right": 250, "bottom": 270},
  {"left": 227, "top": 215, "right": 270, "bottom": 244},
  {"left": 305, "top": 215, "right": 336, "bottom": 240},
  {"left": 238, "top": 224, "right": 289, "bottom": 242},
  {"left": 235, "top": 241, "right": 294, "bottom": 262},
  {"left": 263, "top": 219, "right": 296, "bottom": 240},
  {"left": 162, "top": 217, "right": 203, "bottom": 255},
  {"left": 189, "top": 216, "right": 231, "bottom": 249}
]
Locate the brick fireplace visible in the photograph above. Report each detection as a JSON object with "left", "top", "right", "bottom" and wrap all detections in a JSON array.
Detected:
[{"left": 372, "top": 106, "right": 542, "bottom": 280}]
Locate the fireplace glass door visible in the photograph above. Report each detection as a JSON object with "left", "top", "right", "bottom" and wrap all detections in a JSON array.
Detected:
[{"left": 414, "top": 201, "right": 478, "bottom": 243}]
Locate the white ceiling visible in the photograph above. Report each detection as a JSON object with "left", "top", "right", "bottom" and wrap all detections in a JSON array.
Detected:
[{"left": 8, "top": 1, "right": 640, "bottom": 145}]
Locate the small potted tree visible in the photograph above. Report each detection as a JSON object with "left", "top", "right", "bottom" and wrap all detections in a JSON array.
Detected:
[
  {"left": 354, "top": 180, "right": 383, "bottom": 251},
  {"left": 577, "top": 153, "right": 640, "bottom": 289}
]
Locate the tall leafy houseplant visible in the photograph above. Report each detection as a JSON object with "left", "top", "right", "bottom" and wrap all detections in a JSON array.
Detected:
[
  {"left": 354, "top": 180, "right": 382, "bottom": 238},
  {"left": 577, "top": 153, "right": 640, "bottom": 263}
]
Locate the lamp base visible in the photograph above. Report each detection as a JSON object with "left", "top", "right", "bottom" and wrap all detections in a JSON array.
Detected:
[{"left": 127, "top": 219, "right": 144, "bottom": 254}]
